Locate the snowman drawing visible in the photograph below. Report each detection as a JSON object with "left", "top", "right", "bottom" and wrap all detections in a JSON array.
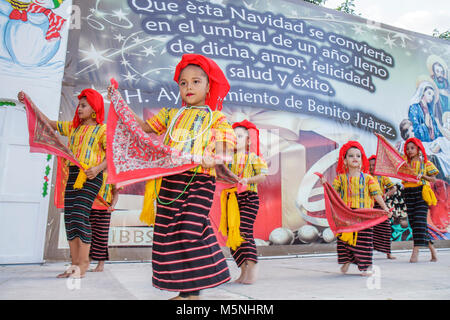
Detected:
[
  {"left": 6, "top": 0, "right": 66, "bottom": 40},
  {"left": 2, "top": 0, "right": 66, "bottom": 66}
]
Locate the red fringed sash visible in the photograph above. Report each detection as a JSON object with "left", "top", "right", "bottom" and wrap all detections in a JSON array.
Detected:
[
  {"left": 314, "top": 172, "right": 388, "bottom": 234},
  {"left": 106, "top": 79, "right": 196, "bottom": 187},
  {"left": 374, "top": 133, "right": 419, "bottom": 183},
  {"left": 23, "top": 97, "right": 109, "bottom": 208},
  {"left": 24, "top": 96, "right": 79, "bottom": 165}
]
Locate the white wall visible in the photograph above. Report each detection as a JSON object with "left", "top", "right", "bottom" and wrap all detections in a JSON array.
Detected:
[{"left": 0, "top": 0, "right": 72, "bottom": 264}]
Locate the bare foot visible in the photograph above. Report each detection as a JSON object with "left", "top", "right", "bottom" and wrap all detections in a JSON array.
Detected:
[
  {"left": 360, "top": 271, "right": 372, "bottom": 277},
  {"left": 56, "top": 271, "right": 71, "bottom": 278},
  {"left": 169, "top": 295, "right": 189, "bottom": 300},
  {"left": 188, "top": 295, "right": 200, "bottom": 300},
  {"left": 409, "top": 247, "right": 419, "bottom": 263},
  {"left": 56, "top": 265, "right": 77, "bottom": 278},
  {"left": 92, "top": 261, "right": 105, "bottom": 272},
  {"left": 387, "top": 254, "right": 396, "bottom": 260},
  {"left": 241, "top": 262, "right": 258, "bottom": 284},
  {"left": 93, "top": 265, "right": 104, "bottom": 272},
  {"left": 77, "top": 262, "right": 91, "bottom": 278},
  {"left": 69, "top": 273, "right": 85, "bottom": 279},
  {"left": 429, "top": 244, "right": 438, "bottom": 262},
  {"left": 234, "top": 264, "right": 247, "bottom": 283},
  {"left": 340, "top": 262, "right": 350, "bottom": 274}
]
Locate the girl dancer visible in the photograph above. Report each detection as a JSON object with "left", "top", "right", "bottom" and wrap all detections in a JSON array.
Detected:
[
  {"left": 368, "top": 155, "right": 397, "bottom": 259},
  {"left": 108, "top": 54, "right": 236, "bottom": 299},
  {"left": 329, "top": 141, "right": 391, "bottom": 275},
  {"left": 402, "top": 137, "right": 439, "bottom": 263},
  {"left": 227, "top": 120, "right": 267, "bottom": 284},
  {"left": 19, "top": 89, "right": 108, "bottom": 278}
]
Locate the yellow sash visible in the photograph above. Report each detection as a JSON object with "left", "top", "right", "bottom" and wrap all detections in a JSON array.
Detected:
[
  {"left": 422, "top": 184, "right": 437, "bottom": 206},
  {"left": 219, "top": 187, "right": 244, "bottom": 250},
  {"left": 404, "top": 183, "right": 437, "bottom": 206},
  {"left": 338, "top": 232, "right": 358, "bottom": 246},
  {"left": 73, "top": 163, "right": 90, "bottom": 189},
  {"left": 139, "top": 178, "right": 162, "bottom": 226}
]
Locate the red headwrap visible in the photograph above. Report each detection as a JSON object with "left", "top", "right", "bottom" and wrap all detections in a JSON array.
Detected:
[
  {"left": 232, "top": 119, "right": 260, "bottom": 156},
  {"left": 368, "top": 155, "right": 377, "bottom": 175},
  {"left": 404, "top": 137, "right": 428, "bottom": 163},
  {"left": 173, "top": 54, "right": 230, "bottom": 111},
  {"left": 336, "top": 141, "right": 370, "bottom": 174},
  {"left": 72, "top": 88, "right": 105, "bottom": 128}
]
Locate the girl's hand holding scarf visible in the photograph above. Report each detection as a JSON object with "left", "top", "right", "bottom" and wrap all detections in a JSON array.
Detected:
[{"left": 85, "top": 165, "right": 102, "bottom": 180}]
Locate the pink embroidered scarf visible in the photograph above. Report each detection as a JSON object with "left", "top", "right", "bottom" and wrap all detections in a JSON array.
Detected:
[
  {"left": 23, "top": 96, "right": 109, "bottom": 208},
  {"left": 106, "top": 79, "right": 196, "bottom": 187},
  {"left": 24, "top": 96, "right": 81, "bottom": 166},
  {"left": 374, "top": 133, "right": 419, "bottom": 183}
]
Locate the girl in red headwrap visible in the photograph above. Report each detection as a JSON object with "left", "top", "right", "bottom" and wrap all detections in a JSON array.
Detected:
[
  {"left": 402, "top": 137, "right": 439, "bottom": 263},
  {"left": 368, "top": 155, "right": 397, "bottom": 259},
  {"left": 222, "top": 120, "right": 268, "bottom": 284},
  {"left": 18, "top": 89, "right": 118, "bottom": 278},
  {"left": 108, "top": 54, "right": 236, "bottom": 300},
  {"left": 329, "top": 141, "right": 391, "bottom": 275}
]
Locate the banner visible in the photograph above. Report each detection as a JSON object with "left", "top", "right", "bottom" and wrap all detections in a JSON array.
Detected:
[{"left": 54, "top": 0, "right": 449, "bottom": 253}]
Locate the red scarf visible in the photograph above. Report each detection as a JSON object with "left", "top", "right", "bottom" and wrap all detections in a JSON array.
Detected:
[
  {"left": 374, "top": 133, "right": 418, "bottom": 182},
  {"left": 106, "top": 79, "right": 195, "bottom": 187},
  {"left": 315, "top": 173, "right": 388, "bottom": 234},
  {"left": 22, "top": 96, "right": 108, "bottom": 208},
  {"left": 23, "top": 96, "right": 79, "bottom": 166}
]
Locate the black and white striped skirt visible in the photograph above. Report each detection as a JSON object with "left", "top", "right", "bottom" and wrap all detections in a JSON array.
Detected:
[
  {"left": 230, "top": 191, "right": 259, "bottom": 267},
  {"left": 373, "top": 203, "right": 392, "bottom": 254},
  {"left": 337, "top": 227, "right": 373, "bottom": 272},
  {"left": 89, "top": 209, "right": 111, "bottom": 260},
  {"left": 64, "top": 166, "right": 103, "bottom": 244},
  {"left": 403, "top": 186, "right": 431, "bottom": 247},
  {"left": 152, "top": 171, "right": 231, "bottom": 292}
]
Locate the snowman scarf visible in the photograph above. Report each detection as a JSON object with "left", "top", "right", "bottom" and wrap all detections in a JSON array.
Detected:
[
  {"left": 8, "top": 2, "right": 66, "bottom": 40},
  {"left": 28, "top": 3, "right": 65, "bottom": 40}
]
